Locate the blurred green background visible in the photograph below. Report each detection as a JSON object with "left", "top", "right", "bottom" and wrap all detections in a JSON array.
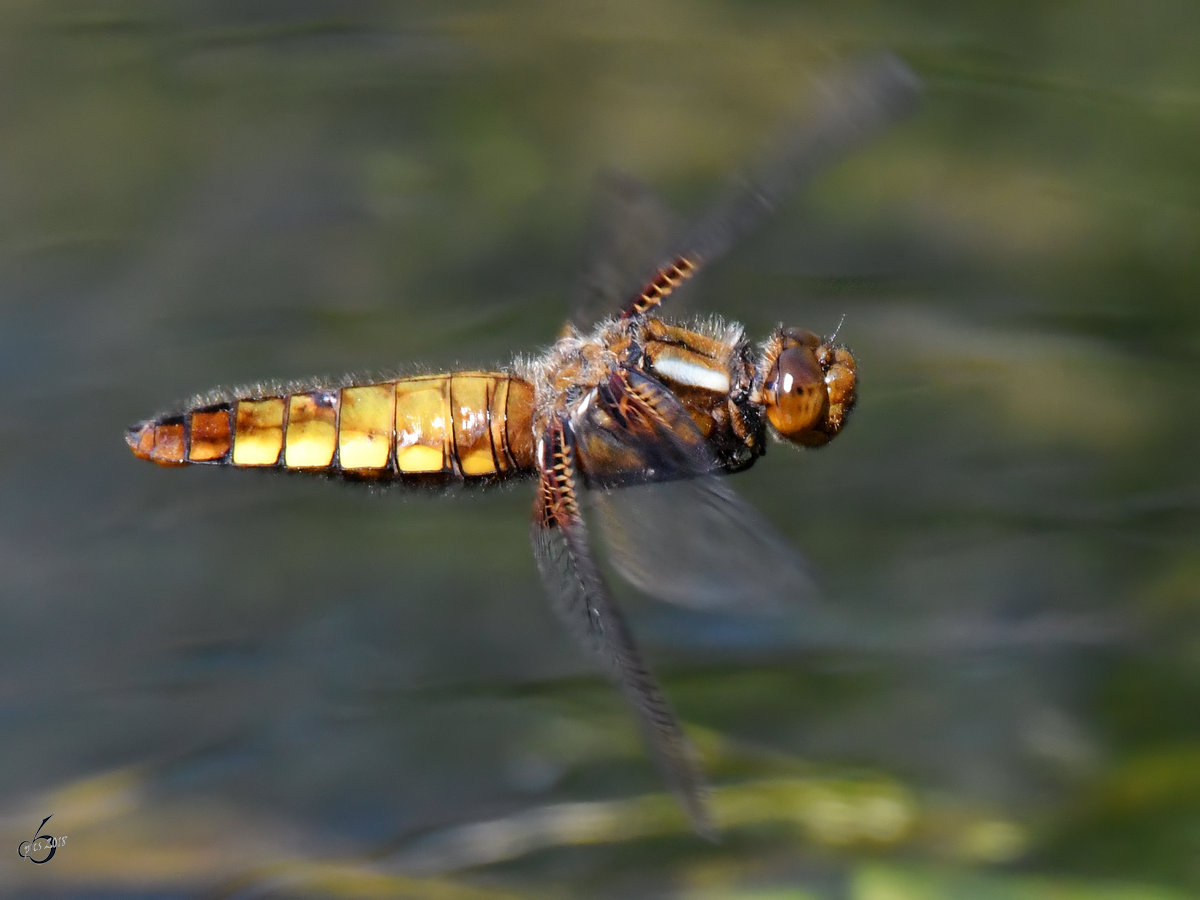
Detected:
[{"left": 2, "top": 2, "right": 1197, "bottom": 898}]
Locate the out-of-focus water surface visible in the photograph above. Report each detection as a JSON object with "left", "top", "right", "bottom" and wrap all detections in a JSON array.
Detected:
[{"left": 2, "top": 2, "right": 1197, "bottom": 897}]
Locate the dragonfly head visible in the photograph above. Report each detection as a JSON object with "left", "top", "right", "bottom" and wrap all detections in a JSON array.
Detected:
[{"left": 760, "top": 327, "right": 857, "bottom": 448}]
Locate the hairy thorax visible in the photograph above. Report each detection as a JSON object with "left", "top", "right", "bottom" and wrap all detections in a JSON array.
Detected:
[{"left": 520, "top": 315, "right": 765, "bottom": 481}]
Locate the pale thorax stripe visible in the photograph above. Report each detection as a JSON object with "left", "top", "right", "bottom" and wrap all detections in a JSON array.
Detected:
[{"left": 651, "top": 351, "right": 731, "bottom": 394}]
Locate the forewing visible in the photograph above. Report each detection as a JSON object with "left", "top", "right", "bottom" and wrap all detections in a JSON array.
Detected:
[
  {"left": 620, "top": 53, "right": 921, "bottom": 319},
  {"left": 531, "top": 417, "right": 714, "bottom": 838},
  {"left": 568, "top": 170, "right": 685, "bottom": 330}
]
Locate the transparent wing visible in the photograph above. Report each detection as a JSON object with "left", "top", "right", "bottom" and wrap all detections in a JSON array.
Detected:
[
  {"left": 620, "top": 53, "right": 921, "bottom": 319},
  {"left": 568, "top": 55, "right": 920, "bottom": 326},
  {"left": 568, "top": 170, "right": 685, "bottom": 330},
  {"left": 572, "top": 365, "right": 829, "bottom": 616},
  {"left": 592, "top": 475, "right": 822, "bottom": 614},
  {"left": 531, "top": 416, "right": 714, "bottom": 838}
]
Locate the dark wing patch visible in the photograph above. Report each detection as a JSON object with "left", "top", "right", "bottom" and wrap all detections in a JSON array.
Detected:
[
  {"left": 572, "top": 367, "right": 714, "bottom": 488},
  {"left": 574, "top": 367, "right": 827, "bottom": 615}
]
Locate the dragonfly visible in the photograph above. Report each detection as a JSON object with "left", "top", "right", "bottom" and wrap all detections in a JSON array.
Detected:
[{"left": 127, "top": 55, "right": 920, "bottom": 837}]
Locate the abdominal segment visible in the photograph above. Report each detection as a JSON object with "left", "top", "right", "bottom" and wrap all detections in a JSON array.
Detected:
[{"left": 127, "top": 372, "right": 536, "bottom": 481}]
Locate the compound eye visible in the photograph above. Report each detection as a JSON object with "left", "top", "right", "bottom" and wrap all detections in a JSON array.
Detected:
[{"left": 764, "top": 345, "right": 827, "bottom": 440}]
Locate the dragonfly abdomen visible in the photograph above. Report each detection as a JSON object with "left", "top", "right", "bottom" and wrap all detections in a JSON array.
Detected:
[{"left": 126, "top": 372, "right": 537, "bottom": 481}]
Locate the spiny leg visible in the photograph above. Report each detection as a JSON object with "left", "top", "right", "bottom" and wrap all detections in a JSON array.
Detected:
[{"left": 530, "top": 415, "right": 714, "bottom": 838}]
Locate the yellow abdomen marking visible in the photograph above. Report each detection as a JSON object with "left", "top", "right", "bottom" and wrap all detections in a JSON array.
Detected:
[
  {"left": 395, "top": 376, "right": 449, "bottom": 474},
  {"left": 129, "top": 372, "right": 537, "bottom": 480},
  {"left": 338, "top": 384, "right": 394, "bottom": 471},
  {"left": 284, "top": 391, "right": 338, "bottom": 469},
  {"left": 488, "top": 377, "right": 513, "bottom": 474},
  {"left": 233, "top": 399, "right": 285, "bottom": 466},
  {"left": 451, "top": 375, "right": 497, "bottom": 477}
]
